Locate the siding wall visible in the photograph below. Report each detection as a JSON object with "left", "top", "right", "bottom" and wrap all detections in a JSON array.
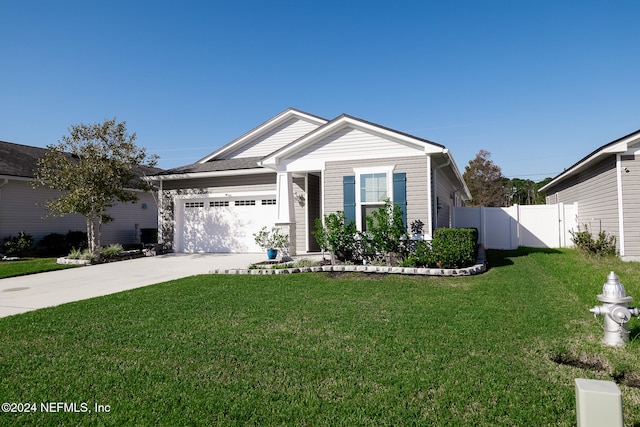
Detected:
[
  {"left": 434, "top": 166, "right": 458, "bottom": 229},
  {"left": 284, "top": 126, "right": 421, "bottom": 171},
  {"left": 621, "top": 153, "right": 640, "bottom": 257},
  {"left": 0, "top": 179, "right": 157, "bottom": 245},
  {"left": 307, "top": 174, "right": 321, "bottom": 252},
  {"left": 323, "top": 156, "right": 430, "bottom": 231},
  {"left": 292, "top": 177, "right": 306, "bottom": 252},
  {"left": 224, "top": 117, "right": 321, "bottom": 159},
  {"left": 546, "top": 155, "right": 620, "bottom": 249},
  {"left": 161, "top": 173, "right": 276, "bottom": 192}
]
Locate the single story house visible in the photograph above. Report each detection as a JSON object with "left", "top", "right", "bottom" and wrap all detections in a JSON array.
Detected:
[
  {"left": 149, "top": 108, "right": 471, "bottom": 254},
  {"left": 0, "top": 140, "right": 160, "bottom": 247},
  {"left": 540, "top": 129, "right": 640, "bottom": 261}
]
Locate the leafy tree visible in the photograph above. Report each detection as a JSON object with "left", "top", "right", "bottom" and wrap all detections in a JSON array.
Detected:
[
  {"left": 503, "top": 177, "right": 553, "bottom": 206},
  {"left": 463, "top": 150, "right": 507, "bottom": 207},
  {"left": 33, "top": 118, "right": 158, "bottom": 255}
]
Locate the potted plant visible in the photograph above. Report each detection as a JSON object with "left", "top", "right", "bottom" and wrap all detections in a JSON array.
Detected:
[
  {"left": 253, "top": 226, "right": 289, "bottom": 260},
  {"left": 411, "top": 219, "right": 425, "bottom": 240}
]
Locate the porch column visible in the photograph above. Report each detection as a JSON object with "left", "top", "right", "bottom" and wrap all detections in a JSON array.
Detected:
[{"left": 276, "top": 171, "right": 296, "bottom": 256}]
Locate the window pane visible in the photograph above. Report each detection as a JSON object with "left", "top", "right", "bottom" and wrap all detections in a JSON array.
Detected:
[
  {"left": 362, "top": 204, "right": 384, "bottom": 231},
  {"left": 360, "top": 173, "right": 387, "bottom": 203}
]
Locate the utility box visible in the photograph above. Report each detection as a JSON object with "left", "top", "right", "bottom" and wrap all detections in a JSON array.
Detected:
[{"left": 575, "top": 378, "right": 623, "bottom": 427}]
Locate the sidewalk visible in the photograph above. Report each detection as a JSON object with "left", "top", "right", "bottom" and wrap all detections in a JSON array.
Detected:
[{"left": 0, "top": 253, "right": 265, "bottom": 319}]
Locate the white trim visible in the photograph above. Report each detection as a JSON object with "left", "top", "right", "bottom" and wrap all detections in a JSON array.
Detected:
[
  {"left": 616, "top": 154, "right": 625, "bottom": 256},
  {"left": 353, "top": 165, "right": 396, "bottom": 231},
  {"left": 304, "top": 174, "right": 309, "bottom": 252},
  {"left": 541, "top": 130, "right": 640, "bottom": 192}
]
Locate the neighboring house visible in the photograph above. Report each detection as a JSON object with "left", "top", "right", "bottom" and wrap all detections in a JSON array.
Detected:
[
  {"left": 540, "top": 129, "right": 640, "bottom": 261},
  {"left": 0, "top": 140, "right": 160, "bottom": 246},
  {"left": 149, "top": 108, "right": 471, "bottom": 254}
]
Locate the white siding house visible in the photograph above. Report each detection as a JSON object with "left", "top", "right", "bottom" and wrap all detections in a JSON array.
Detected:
[{"left": 0, "top": 140, "right": 159, "bottom": 248}]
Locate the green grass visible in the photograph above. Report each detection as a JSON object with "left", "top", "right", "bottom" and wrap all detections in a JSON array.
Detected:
[
  {"left": 1, "top": 248, "right": 639, "bottom": 425},
  {"left": 0, "top": 258, "right": 77, "bottom": 279}
]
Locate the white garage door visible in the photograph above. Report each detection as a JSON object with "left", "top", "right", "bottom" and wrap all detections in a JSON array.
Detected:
[{"left": 178, "top": 197, "right": 278, "bottom": 253}]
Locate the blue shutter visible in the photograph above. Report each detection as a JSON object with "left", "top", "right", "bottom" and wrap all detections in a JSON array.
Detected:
[
  {"left": 393, "top": 172, "right": 407, "bottom": 227},
  {"left": 343, "top": 175, "right": 356, "bottom": 225}
]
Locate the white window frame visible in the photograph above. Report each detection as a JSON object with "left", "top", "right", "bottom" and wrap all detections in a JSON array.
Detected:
[{"left": 353, "top": 165, "right": 396, "bottom": 231}]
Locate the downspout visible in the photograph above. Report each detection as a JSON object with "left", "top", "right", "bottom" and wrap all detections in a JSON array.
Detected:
[{"left": 432, "top": 150, "right": 451, "bottom": 231}]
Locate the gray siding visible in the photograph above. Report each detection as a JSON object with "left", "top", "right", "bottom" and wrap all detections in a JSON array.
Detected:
[
  {"left": 621, "top": 154, "right": 640, "bottom": 256},
  {"left": 0, "top": 179, "right": 157, "bottom": 245},
  {"left": 434, "top": 166, "right": 458, "bottom": 229},
  {"left": 546, "top": 155, "right": 620, "bottom": 249},
  {"left": 324, "top": 156, "right": 430, "bottom": 229},
  {"left": 161, "top": 173, "right": 276, "bottom": 191},
  {"left": 293, "top": 177, "right": 306, "bottom": 253},
  {"left": 307, "top": 174, "right": 321, "bottom": 252}
]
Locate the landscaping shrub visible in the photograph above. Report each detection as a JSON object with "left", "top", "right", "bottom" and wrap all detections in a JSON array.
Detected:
[
  {"left": 313, "top": 211, "right": 357, "bottom": 262},
  {"left": 101, "top": 243, "right": 124, "bottom": 259},
  {"left": 431, "top": 228, "right": 477, "bottom": 268},
  {"left": 2, "top": 231, "right": 34, "bottom": 256},
  {"left": 38, "top": 233, "right": 68, "bottom": 256},
  {"left": 66, "top": 230, "right": 88, "bottom": 250},
  {"left": 361, "top": 200, "right": 408, "bottom": 263},
  {"left": 569, "top": 224, "right": 617, "bottom": 257},
  {"left": 37, "top": 230, "right": 88, "bottom": 256}
]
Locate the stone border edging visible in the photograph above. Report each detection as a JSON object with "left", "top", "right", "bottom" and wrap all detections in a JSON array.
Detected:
[{"left": 210, "top": 262, "right": 486, "bottom": 276}]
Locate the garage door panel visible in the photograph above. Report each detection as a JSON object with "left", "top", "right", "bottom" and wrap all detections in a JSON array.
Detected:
[{"left": 181, "top": 198, "right": 277, "bottom": 253}]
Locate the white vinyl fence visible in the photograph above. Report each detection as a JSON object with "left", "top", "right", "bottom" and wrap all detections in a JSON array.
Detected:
[{"left": 451, "top": 203, "right": 578, "bottom": 250}]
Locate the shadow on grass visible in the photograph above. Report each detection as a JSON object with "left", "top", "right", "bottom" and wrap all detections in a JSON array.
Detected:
[{"left": 486, "top": 247, "right": 564, "bottom": 271}]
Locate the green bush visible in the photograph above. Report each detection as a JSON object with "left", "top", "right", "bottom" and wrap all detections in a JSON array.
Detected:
[
  {"left": 101, "top": 243, "right": 124, "bottom": 259},
  {"left": 569, "top": 224, "right": 617, "bottom": 257},
  {"left": 313, "top": 211, "right": 357, "bottom": 261},
  {"left": 431, "top": 228, "right": 477, "bottom": 268},
  {"left": 362, "top": 200, "right": 408, "bottom": 258},
  {"left": 2, "top": 231, "right": 34, "bottom": 256},
  {"left": 401, "top": 240, "right": 433, "bottom": 267},
  {"left": 37, "top": 230, "right": 88, "bottom": 256}
]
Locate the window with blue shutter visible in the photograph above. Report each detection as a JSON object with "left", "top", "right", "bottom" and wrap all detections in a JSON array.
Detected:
[
  {"left": 393, "top": 172, "right": 407, "bottom": 227},
  {"left": 343, "top": 175, "right": 356, "bottom": 225},
  {"left": 343, "top": 171, "right": 407, "bottom": 230}
]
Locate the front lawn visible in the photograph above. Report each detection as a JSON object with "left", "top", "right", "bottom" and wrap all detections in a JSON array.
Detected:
[
  {"left": 0, "top": 248, "right": 639, "bottom": 425},
  {"left": 0, "top": 258, "right": 77, "bottom": 279}
]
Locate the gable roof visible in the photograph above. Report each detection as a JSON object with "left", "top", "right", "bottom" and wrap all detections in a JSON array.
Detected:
[
  {"left": 259, "top": 113, "right": 446, "bottom": 167},
  {"left": 198, "top": 108, "right": 328, "bottom": 163},
  {"left": 0, "top": 139, "right": 162, "bottom": 180},
  {"left": 540, "top": 128, "right": 640, "bottom": 192}
]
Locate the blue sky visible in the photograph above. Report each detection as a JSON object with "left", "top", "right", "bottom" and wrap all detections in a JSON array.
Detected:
[{"left": 2, "top": 1, "right": 639, "bottom": 180}]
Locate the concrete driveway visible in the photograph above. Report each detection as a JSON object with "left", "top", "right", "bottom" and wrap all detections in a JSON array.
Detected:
[{"left": 0, "top": 253, "right": 266, "bottom": 319}]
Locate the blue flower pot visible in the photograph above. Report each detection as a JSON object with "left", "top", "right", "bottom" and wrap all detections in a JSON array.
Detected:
[{"left": 267, "top": 249, "right": 278, "bottom": 260}]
